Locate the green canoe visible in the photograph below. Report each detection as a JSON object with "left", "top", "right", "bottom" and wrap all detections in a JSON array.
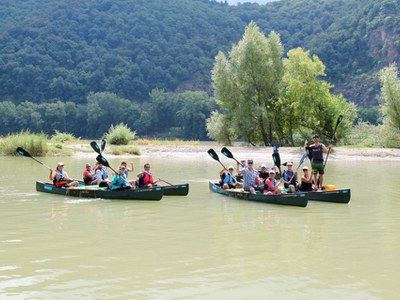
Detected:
[
  {"left": 160, "top": 184, "right": 189, "bottom": 196},
  {"left": 209, "top": 181, "right": 308, "bottom": 207},
  {"left": 36, "top": 181, "right": 164, "bottom": 201},
  {"left": 306, "top": 188, "right": 351, "bottom": 203}
]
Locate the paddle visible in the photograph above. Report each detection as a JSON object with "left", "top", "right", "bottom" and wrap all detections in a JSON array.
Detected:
[
  {"left": 96, "top": 154, "right": 118, "bottom": 174},
  {"left": 16, "top": 147, "right": 52, "bottom": 170},
  {"left": 272, "top": 145, "right": 281, "bottom": 174},
  {"left": 90, "top": 141, "right": 101, "bottom": 154},
  {"left": 208, "top": 148, "right": 226, "bottom": 169},
  {"left": 221, "top": 147, "right": 243, "bottom": 166},
  {"left": 151, "top": 175, "right": 173, "bottom": 186},
  {"left": 285, "top": 152, "right": 308, "bottom": 184},
  {"left": 101, "top": 139, "right": 106, "bottom": 154},
  {"left": 324, "top": 115, "right": 344, "bottom": 169}
]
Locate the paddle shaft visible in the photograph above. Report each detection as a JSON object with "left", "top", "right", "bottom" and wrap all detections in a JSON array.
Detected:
[{"left": 324, "top": 115, "right": 343, "bottom": 168}]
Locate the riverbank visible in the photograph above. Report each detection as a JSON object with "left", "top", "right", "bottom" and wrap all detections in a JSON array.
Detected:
[{"left": 71, "top": 142, "right": 400, "bottom": 161}]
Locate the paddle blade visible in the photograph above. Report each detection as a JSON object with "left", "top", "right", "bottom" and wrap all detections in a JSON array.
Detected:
[
  {"left": 96, "top": 154, "right": 110, "bottom": 168},
  {"left": 90, "top": 141, "right": 101, "bottom": 154},
  {"left": 300, "top": 153, "right": 308, "bottom": 164},
  {"left": 337, "top": 115, "right": 344, "bottom": 125},
  {"left": 207, "top": 149, "right": 219, "bottom": 161},
  {"left": 101, "top": 139, "right": 106, "bottom": 153},
  {"left": 272, "top": 152, "right": 281, "bottom": 168},
  {"left": 16, "top": 147, "right": 32, "bottom": 157},
  {"left": 221, "top": 147, "right": 234, "bottom": 159}
]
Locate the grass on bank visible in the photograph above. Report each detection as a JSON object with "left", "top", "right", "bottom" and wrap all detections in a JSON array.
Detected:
[
  {"left": 135, "top": 138, "right": 200, "bottom": 146},
  {"left": 0, "top": 131, "right": 48, "bottom": 156}
]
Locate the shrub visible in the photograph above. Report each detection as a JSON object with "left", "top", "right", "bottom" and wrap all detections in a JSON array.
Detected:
[
  {"left": 51, "top": 130, "right": 77, "bottom": 143},
  {"left": 105, "top": 123, "right": 136, "bottom": 145},
  {"left": 0, "top": 131, "right": 48, "bottom": 156}
]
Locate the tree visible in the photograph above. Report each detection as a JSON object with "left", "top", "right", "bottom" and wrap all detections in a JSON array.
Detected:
[
  {"left": 380, "top": 64, "right": 400, "bottom": 131},
  {"left": 212, "top": 22, "right": 284, "bottom": 145},
  {"left": 206, "top": 110, "right": 237, "bottom": 145}
]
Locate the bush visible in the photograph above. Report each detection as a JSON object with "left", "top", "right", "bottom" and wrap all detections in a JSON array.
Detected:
[
  {"left": 0, "top": 131, "right": 48, "bottom": 156},
  {"left": 51, "top": 130, "right": 77, "bottom": 143},
  {"left": 105, "top": 123, "right": 136, "bottom": 145}
]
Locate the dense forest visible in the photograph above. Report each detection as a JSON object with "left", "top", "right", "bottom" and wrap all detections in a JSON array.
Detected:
[{"left": 0, "top": 0, "right": 399, "bottom": 139}]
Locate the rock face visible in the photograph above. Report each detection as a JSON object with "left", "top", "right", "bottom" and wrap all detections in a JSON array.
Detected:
[{"left": 368, "top": 26, "right": 400, "bottom": 67}]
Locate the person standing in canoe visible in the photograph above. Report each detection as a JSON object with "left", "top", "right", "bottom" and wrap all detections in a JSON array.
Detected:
[
  {"left": 110, "top": 165, "right": 132, "bottom": 191},
  {"left": 137, "top": 163, "right": 160, "bottom": 188},
  {"left": 304, "top": 134, "right": 331, "bottom": 190},
  {"left": 50, "top": 162, "right": 78, "bottom": 188},
  {"left": 238, "top": 159, "right": 259, "bottom": 194}
]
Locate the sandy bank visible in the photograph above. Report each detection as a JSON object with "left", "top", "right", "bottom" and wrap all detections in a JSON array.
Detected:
[{"left": 72, "top": 143, "right": 400, "bottom": 161}]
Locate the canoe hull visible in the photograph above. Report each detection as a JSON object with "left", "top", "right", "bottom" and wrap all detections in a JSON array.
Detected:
[
  {"left": 36, "top": 181, "right": 163, "bottom": 200},
  {"left": 160, "top": 184, "right": 189, "bottom": 196},
  {"left": 307, "top": 189, "right": 351, "bottom": 203},
  {"left": 209, "top": 181, "right": 308, "bottom": 207}
]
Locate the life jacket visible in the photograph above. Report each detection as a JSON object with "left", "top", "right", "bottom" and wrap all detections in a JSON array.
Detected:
[
  {"left": 264, "top": 178, "right": 277, "bottom": 191},
  {"left": 111, "top": 174, "right": 130, "bottom": 190},
  {"left": 139, "top": 172, "right": 153, "bottom": 187},
  {"left": 283, "top": 170, "right": 296, "bottom": 185},
  {"left": 83, "top": 170, "right": 93, "bottom": 185},
  {"left": 53, "top": 170, "right": 68, "bottom": 187},
  {"left": 222, "top": 173, "right": 235, "bottom": 185},
  {"left": 310, "top": 144, "right": 324, "bottom": 162}
]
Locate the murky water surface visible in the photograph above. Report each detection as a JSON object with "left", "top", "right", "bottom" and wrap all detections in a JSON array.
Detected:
[{"left": 0, "top": 155, "right": 399, "bottom": 299}]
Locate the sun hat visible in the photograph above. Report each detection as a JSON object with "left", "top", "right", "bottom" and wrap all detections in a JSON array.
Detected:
[
  {"left": 228, "top": 166, "right": 234, "bottom": 170},
  {"left": 302, "top": 166, "right": 309, "bottom": 170},
  {"left": 57, "top": 162, "right": 64, "bottom": 167},
  {"left": 269, "top": 170, "right": 275, "bottom": 174},
  {"left": 287, "top": 162, "right": 293, "bottom": 166}
]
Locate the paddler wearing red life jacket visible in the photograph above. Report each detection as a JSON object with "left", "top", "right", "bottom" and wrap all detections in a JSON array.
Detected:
[
  {"left": 137, "top": 163, "right": 159, "bottom": 188},
  {"left": 50, "top": 162, "right": 78, "bottom": 188}
]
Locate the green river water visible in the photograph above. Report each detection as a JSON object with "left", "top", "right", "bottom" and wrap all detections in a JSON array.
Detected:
[{"left": 0, "top": 155, "right": 399, "bottom": 299}]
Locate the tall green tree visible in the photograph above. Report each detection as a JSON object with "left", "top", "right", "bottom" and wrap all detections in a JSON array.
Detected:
[
  {"left": 380, "top": 64, "right": 400, "bottom": 131},
  {"left": 212, "top": 22, "right": 284, "bottom": 145}
]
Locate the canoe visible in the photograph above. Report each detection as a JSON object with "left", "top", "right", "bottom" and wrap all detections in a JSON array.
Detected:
[
  {"left": 36, "top": 181, "right": 163, "bottom": 201},
  {"left": 209, "top": 181, "right": 308, "bottom": 207},
  {"left": 306, "top": 188, "right": 351, "bottom": 203},
  {"left": 160, "top": 184, "right": 189, "bottom": 196}
]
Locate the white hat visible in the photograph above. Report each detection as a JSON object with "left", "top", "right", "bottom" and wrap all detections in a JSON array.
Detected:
[
  {"left": 269, "top": 170, "right": 276, "bottom": 174},
  {"left": 261, "top": 164, "right": 267, "bottom": 169},
  {"left": 228, "top": 166, "right": 234, "bottom": 170},
  {"left": 302, "top": 166, "right": 309, "bottom": 170}
]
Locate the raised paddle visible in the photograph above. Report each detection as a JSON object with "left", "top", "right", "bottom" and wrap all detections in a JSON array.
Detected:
[
  {"left": 101, "top": 139, "right": 106, "bottom": 154},
  {"left": 285, "top": 152, "right": 309, "bottom": 184},
  {"left": 16, "top": 147, "right": 52, "bottom": 170},
  {"left": 272, "top": 145, "right": 281, "bottom": 174},
  {"left": 208, "top": 148, "right": 226, "bottom": 169},
  {"left": 96, "top": 154, "right": 118, "bottom": 174},
  {"left": 324, "top": 115, "right": 344, "bottom": 169},
  {"left": 90, "top": 141, "right": 101, "bottom": 154},
  {"left": 221, "top": 147, "right": 243, "bottom": 166}
]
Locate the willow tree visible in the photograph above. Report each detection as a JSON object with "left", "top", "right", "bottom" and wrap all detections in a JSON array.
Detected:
[
  {"left": 212, "top": 22, "right": 284, "bottom": 146},
  {"left": 281, "top": 47, "right": 356, "bottom": 143},
  {"left": 380, "top": 64, "right": 400, "bottom": 131}
]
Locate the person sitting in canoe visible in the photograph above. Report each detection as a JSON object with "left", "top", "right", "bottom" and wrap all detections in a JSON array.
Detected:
[
  {"left": 263, "top": 170, "right": 283, "bottom": 195},
  {"left": 83, "top": 163, "right": 95, "bottom": 185},
  {"left": 92, "top": 162, "right": 110, "bottom": 187},
  {"left": 304, "top": 134, "right": 331, "bottom": 191},
  {"left": 297, "top": 166, "right": 313, "bottom": 192},
  {"left": 110, "top": 165, "right": 132, "bottom": 191},
  {"left": 282, "top": 162, "right": 297, "bottom": 193},
  {"left": 238, "top": 159, "right": 259, "bottom": 194},
  {"left": 49, "top": 162, "right": 79, "bottom": 188},
  {"left": 220, "top": 166, "right": 242, "bottom": 190},
  {"left": 137, "top": 163, "right": 160, "bottom": 188},
  {"left": 120, "top": 160, "right": 136, "bottom": 188}
]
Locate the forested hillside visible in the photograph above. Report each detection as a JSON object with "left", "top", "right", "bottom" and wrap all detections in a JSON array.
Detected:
[{"left": 0, "top": 0, "right": 398, "bottom": 138}]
